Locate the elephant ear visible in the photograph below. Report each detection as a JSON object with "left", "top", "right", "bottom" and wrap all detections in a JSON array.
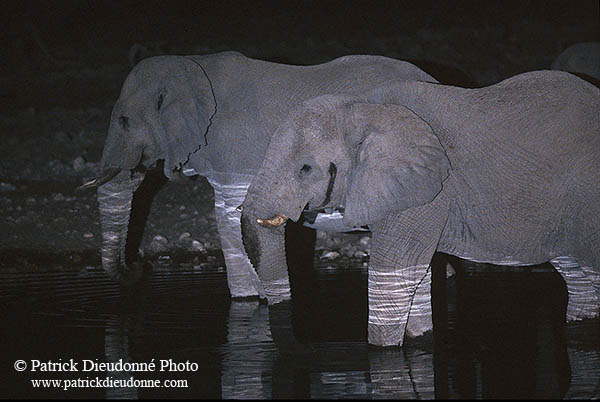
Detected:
[
  {"left": 343, "top": 103, "right": 450, "bottom": 227},
  {"left": 159, "top": 90, "right": 212, "bottom": 178},
  {"left": 158, "top": 59, "right": 216, "bottom": 178}
]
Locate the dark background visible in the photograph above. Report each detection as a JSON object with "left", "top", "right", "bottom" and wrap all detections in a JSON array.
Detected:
[
  {"left": 3, "top": 1, "right": 599, "bottom": 81},
  {"left": 0, "top": 4, "right": 598, "bottom": 398},
  {"left": 0, "top": 0, "right": 598, "bottom": 255}
]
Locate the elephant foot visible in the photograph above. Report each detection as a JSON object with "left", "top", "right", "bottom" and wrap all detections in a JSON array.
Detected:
[
  {"left": 368, "top": 322, "right": 406, "bottom": 347},
  {"left": 405, "top": 306, "right": 433, "bottom": 338},
  {"left": 405, "top": 268, "right": 433, "bottom": 338}
]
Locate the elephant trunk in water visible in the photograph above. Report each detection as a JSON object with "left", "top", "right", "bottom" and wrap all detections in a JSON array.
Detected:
[
  {"left": 96, "top": 170, "right": 145, "bottom": 283},
  {"left": 240, "top": 211, "right": 290, "bottom": 304},
  {"left": 241, "top": 210, "right": 314, "bottom": 353}
]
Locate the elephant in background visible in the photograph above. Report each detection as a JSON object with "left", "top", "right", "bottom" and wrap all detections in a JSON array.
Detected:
[
  {"left": 551, "top": 42, "right": 600, "bottom": 84},
  {"left": 82, "top": 51, "right": 438, "bottom": 298},
  {"left": 241, "top": 70, "right": 600, "bottom": 346}
]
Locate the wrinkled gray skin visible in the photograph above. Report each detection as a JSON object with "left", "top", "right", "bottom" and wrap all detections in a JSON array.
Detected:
[
  {"left": 93, "top": 51, "right": 437, "bottom": 294},
  {"left": 551, "top": 41, "right": 600, "bottom": 82},
  {"left": 241, "top": 70, "right": 600, "bottom": 346}
]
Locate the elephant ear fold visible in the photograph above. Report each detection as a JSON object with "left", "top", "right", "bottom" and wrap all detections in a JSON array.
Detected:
[
  {"left": 159, "top": 91, "right": 214, "bottom": 178},
  {"left": 158, "top": 70, "right": 214, "bottom": 179},
  {"left": 342, "top": 103, "right": 451, "bottom": 227}
]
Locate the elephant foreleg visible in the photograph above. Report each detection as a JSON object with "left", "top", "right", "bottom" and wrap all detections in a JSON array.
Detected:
[
  {"left": 405, "top": 268, "right": 433, "bottom": 338},
  {"left": 551, "top": 256, "right": 600, "bottom": 320},
  {"left": 367, "top": 198, "right": 448, "bottom": 347},
  {"left": 211, "top": 180, "right": 264, "bottom": 299}
]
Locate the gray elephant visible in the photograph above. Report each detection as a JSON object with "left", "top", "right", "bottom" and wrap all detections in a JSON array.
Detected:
[
  {"left": 240, "top": 70, "right": 600, "bottom": 346},
  {"left": 82, "top": 51, "right": 437, "bottom": 297},
  {"left": 551, "top": 41, "right": 600, "bottom": 83}
]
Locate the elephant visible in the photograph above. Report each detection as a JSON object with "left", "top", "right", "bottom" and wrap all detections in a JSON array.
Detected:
[
  {"left": 551, "top": 41, "right": 600, "bottom": 84},
  {"left": 240, "top": 70, "right": 600, "bottom": 347},
  {"left": 81, "top": 51, "right": 438, "bottom": 298}
]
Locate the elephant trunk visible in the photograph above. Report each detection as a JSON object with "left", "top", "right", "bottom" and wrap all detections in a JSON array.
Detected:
[
  {"left": 241, "top": 211, "right": 290, "bottom": 304},
  {"left": 97, "top": 170, "right": 145, "bottom": 283}
]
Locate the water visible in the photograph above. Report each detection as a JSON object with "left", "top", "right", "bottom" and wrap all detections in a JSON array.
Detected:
[{"left": 1, "top": 251, "right": 598, "bottom": 399}]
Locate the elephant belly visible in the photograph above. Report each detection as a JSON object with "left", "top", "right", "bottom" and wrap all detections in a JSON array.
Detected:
[
  {"left": 437, "top": 210, "right": 553, "bottom": 267},
  {"left": 302, "top": 210, "right": 368, "bottom": 233}
]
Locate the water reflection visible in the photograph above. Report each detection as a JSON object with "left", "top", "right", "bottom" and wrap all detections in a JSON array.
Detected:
[
  {"left": 104, "top": 317, "right": 138, "bottom": 399},
  {"left": 221, "top": 300, "right": 275, "bottom": 399},
  {"left": 367, "top": 347, "right": 434, "bottom": 398},
  {"left": 0, "top": 251, "right": 598, "bottom": 399}
]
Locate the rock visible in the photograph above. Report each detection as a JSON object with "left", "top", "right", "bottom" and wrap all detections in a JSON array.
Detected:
[
  {"left": 359, "top": 236, "right": 371, "bottom": 248},
  {"left": 316, "top": 230, "right": 329, "bottom": 240},
  {"left": 342, "top": 247, "right": 355, "bottom": 258},
  {"left": 178, "top": 232, "right": 192, "bottom": 242},
  {"left": 0, "top": 182, "right": 16, "bottom": 193},
  {"left": 83, "top": 232, "right": 94, "bottom": 239},
  {"left": 22, "top": 107, "right": 35, "bottom": 118},
  {"left": 321, "top": 251, "right": 340, "bottom": 260},
  {"left": 53, "top": 131, "right": 70, "bottom": 142},
  {"left": 190, "top": 240, "right": 206, "bottom": 252},
  {"left": 53, "top": 193, "right": 66, "bottom": 201},
  {"left": 354, "top": 250, "right": 368, "bottom": 258},
  {"left": 149, "top": 235, "right": 169, "bottom": 253},
  {"left": 48, "top": 159, "right": 71, "bottom": 176},
  {"left": 153, "top": 234, "right": 168, "bottom": 243},
  {"left": 446, "top": 263, "right": 456, "bottom": 278},
  {"left": 72, "top": 156, "right": 86, "bottom": 171}
]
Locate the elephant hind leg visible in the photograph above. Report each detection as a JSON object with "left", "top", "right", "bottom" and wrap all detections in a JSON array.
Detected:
[{"left": 551, "top": 256, "right": 600, "bottom": 321}]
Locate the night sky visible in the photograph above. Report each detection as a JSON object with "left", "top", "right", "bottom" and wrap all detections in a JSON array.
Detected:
[{"left": 3, "top": 1, "right": 598, "bottom": 67}]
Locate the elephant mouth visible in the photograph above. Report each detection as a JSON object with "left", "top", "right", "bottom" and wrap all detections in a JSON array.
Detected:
[{"left": 257, "top": 214, "right": 289, "bottom": 228}]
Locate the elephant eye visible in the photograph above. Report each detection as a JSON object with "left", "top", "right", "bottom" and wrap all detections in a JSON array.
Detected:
[
  {"left": 157, "top": 92, "right": 165, "bottom": 111},
  {"left": 119, "top": 116, "right": 129, "bottom": 130},
  {"left": 298, "top": 164, "right": 312, "bottom": 178}
]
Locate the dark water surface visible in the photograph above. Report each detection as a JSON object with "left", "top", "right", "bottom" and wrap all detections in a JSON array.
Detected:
[{"left": 1, "top": 251, "right": 598, "bottom": 399}]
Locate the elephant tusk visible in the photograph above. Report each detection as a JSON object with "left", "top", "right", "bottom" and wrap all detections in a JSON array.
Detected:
[
  {"left": 257, "top": 214, "right": 288, "bottom": 228},
  {"left": 236, "top": 205, "right": 243, "bottom": 213},
  {"left": 77, "top": 168, "right": 121, "bottom": 191}
]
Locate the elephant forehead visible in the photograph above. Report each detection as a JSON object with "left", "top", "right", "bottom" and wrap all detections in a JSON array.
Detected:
[
  {"left": 292, "top": 133, "right": 341, "bottom": 159},
  {"left": 291, "top": 105, "right": 337, "bottom": 134},
  {"left": 123, "top": 67, "right": 186, "bottom": 97}
]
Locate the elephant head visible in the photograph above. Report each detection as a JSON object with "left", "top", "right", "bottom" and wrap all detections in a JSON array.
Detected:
[
  {"left": 241, "top": 94, "right": 450, "bottom": 302},
  {"left": 81, "top": 56, "right": 216, "bottom": 282}
]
